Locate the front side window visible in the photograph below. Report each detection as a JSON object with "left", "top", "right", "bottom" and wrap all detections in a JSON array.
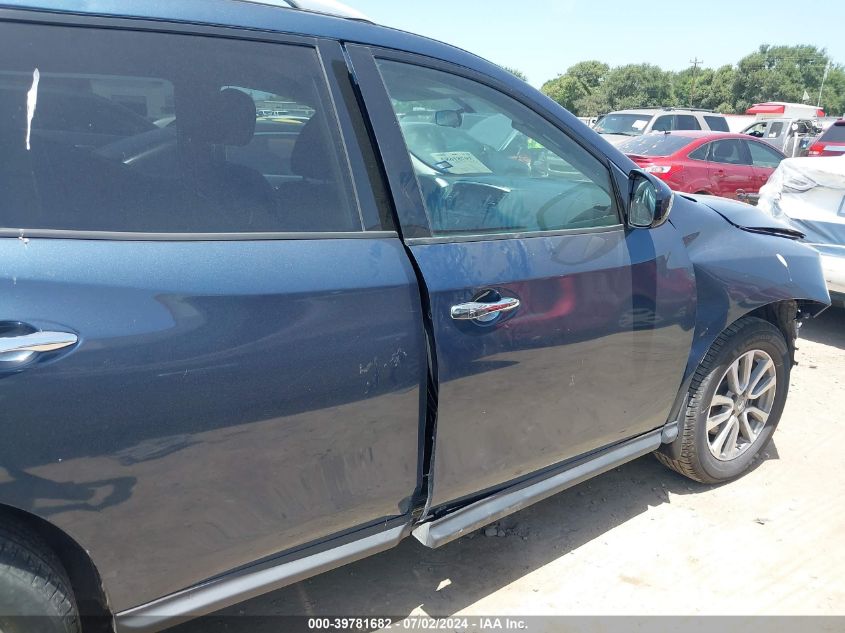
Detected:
[
  {"left": 0, "top": 23, "right": 359, "bottom": 233},
  {"left": 767, "top": 122, "right": 784, "bottom": 138},
  {"left": 651, "top": 115, "right": 674, "bottom": 132},
  {"left": 747, "top": 141, "right": 784, "bottom": 168},
  {"left": 744, "top": 122, "right": 766, "bottom": 137},
  {"left": 376, "top": 60, "right": 618, "bottom": 236},
  {"left": 710, "top": 139, "right": 751, "bottom": 165}
]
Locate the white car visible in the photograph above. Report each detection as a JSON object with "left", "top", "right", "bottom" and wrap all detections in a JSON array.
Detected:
[
  {"left": 593, "top": 108, "right": 730, "bottom": 145},
  {"left": 758, "top": 156, "right": 845, "bottom": 305}
]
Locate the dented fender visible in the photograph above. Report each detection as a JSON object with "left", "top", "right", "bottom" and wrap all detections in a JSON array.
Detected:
[
  {"left": 657, "top": 194, "right": 830, "bottom": 456},
  {"left": 669, "top": 194, "right": 830, "bottom": 382}
]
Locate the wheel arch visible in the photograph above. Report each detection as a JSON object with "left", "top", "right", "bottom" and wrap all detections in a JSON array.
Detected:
[
  {"left": 659, "top": 297, "right": 824, "bottom": 460},
  {"left": 0, "top": 504, "right": 113, "bottom": 632}
]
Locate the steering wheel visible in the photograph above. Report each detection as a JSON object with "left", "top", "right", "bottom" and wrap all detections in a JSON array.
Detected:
[{"left": 535, "top": 181, "right": 600, "bottom": 231}]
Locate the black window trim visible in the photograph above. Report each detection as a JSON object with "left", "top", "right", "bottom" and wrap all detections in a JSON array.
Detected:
[
  {"left": 349, "top": 45, "right": 625, "bottom": 242},
  {"left": 0, "top": 9, "right": 383, "bottom": 240}
]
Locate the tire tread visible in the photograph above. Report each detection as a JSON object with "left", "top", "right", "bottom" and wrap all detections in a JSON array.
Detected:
[
  {"left": 655, "top": 317, "right": 783, "bottom": 484},
  {"left": 0, "top": 520, "right": 80, "bottom": 632}
]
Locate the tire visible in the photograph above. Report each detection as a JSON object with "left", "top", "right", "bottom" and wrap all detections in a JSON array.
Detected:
[
  {"left": 0, "top": 521, "right": 80, "bottom": 633},
  {"left": 655, "top": 317, "right": 790, "bottom": 483}
]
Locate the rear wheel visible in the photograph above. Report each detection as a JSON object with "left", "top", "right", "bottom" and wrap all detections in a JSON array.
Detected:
[
  {"left": 655, "top": 317, "right": 790, "bottom": 483},
  {"left": 0, "top": 522, "right": 80, "bottom": 633}
]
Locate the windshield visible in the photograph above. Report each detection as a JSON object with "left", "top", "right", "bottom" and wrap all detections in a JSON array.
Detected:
[
  {"left": 594, "top": 113, "right": 652, "bottom": 136},
  {"left": 617, "top": 134, "right": 695, "bottom": 157},
  {"left": 821, "top": 123, "right": 845, "bottom": 143}
]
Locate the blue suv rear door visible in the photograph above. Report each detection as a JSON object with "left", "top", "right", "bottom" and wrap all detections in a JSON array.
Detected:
[{"left": 0, "top": 19, "right": 426, "bottom": 611}]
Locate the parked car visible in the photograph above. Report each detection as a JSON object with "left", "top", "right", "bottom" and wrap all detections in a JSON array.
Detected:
[
  {"left": 806, "top": 118, "right": 845, "bottom": 156},
  {"left": 759, "top": 157, "right": 845, "bottom": 306},
  {"left": 0, "top": 2, "right": 830, "bottom": 632},
  {"left": 741, "top": 117, "right": 823, "bottom": 156},
  {"left": 593, "top": 108, "right": 730, "bottom": 145},
  {"left": 618, "top": 131, "right": 786, "bottom": 203}
]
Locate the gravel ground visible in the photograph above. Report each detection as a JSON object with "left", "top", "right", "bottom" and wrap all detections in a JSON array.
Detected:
[{"left": 174, "top": 307, "right": 845, "bottom": 631}]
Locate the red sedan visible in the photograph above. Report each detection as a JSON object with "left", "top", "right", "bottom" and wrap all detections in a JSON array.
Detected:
[{"left": 617, "top": 131, "right": 786, "bottom": 203}]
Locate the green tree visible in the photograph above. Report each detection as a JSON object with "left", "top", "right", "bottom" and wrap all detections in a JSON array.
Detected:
[
  {"left": 601, "top": 64, "right": 673, "bottom": 111},
  {"left": 732, "top": 44, "right": 830, "bottom": 111},
  {"left": 538, "top": 44, "right": 845, "bottom": 116},
  {"left": 541, "top": 60, "right": 609, "bottom": 113}
]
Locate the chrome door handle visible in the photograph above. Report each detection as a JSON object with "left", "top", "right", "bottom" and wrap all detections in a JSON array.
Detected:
[
  {"left": 0, "top": 331, "right": 78, "bottom": 355},
  {"left": 450, "top": 297, "right": 520, "bottom": 321}
]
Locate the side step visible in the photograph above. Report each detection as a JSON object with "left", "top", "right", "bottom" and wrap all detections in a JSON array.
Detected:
[{"left": 412, "top": 430, "right": 662, "bottom": 548}]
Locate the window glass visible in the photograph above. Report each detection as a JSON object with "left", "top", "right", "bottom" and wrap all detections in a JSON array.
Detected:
[
  {"left": 0, "top": 23, "right": 359, "bottom": 233},
  {"left": 710, "top": 139, "right": 750, "bottom": 165},
  {"left": 651, "top": 115, "right": 674, "bottom": 132},
  {"left": 688, "top": 143, "right": 710, "bottom": 161},
  {"left": 704, "top": 115, "right": 729, "bottom": 132},
  {"left": 617, "top": 134, "right": 694, "bottom": 156},
  {"left": 593, "top": 113, "right": 651, "bottom": 136},
  {"left": 820, "top": 123, "right": 845, "bottom": 142},
  {"left": 376, "top": 60, "right": 619, "bottom": 236},
  {"left": 767, "top": 122, "right": 784, "bottom": 138},
  {"left": 747, "top": 141, "right": 784, "bottom": 168},
  {"left": 675, "top": 114, "right": 701, "bottom": 130},
  {"left": 744, "top": 122, "right": 766, "bottom": 137}
]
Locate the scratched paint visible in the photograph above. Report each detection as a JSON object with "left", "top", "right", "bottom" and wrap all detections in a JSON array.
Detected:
[{"left": 25, "top": 68, "right": 40, "bottom": 151}]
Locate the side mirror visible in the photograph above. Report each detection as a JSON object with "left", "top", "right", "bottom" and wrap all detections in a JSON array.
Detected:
[
  {"left": 434, "top": 110, "right": 462, "bottom": 128},
  {"left": 628, "top": 171, "right": 673, "bottom": 229}
]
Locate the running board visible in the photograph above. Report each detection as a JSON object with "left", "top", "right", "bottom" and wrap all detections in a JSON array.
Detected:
[
  {"left": 412, "top": 430, "right": 662, "bottom": 548},
  {"left": 116, "top": 522, "right": 408, "bottom": 633}
]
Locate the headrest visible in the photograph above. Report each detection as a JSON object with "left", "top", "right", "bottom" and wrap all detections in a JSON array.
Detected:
[
  {"left": 196, "top": 88, "right": 257, "bottom": 147},
  {"left": 290, "top": 114, "right": 333, "bottom": 180},
  {"left": 713, "top": 143, "right": 733, "bottom": 159}
]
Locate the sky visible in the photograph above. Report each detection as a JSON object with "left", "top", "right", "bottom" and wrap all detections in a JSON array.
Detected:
[{"left": 350, "top": 0, "right": 845, "bottom": 88}]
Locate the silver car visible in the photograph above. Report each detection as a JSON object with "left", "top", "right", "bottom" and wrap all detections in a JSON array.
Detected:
[{"left": 594, "top": 107, "right": 730, "bottom": 145}]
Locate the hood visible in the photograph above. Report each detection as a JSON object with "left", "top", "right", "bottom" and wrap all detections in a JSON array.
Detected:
[{"left": 681, "top": 194, "right": 805, "bottom": 240}]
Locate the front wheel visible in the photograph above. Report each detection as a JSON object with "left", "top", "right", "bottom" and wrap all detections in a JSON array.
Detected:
[{"left": 655, "top": 317, "right": 790, "bottom": 483}]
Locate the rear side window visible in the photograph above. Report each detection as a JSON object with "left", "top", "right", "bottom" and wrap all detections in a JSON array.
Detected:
[
  {"left": 0, "top": 23, "right": 360, "bottom": 233},
  {"left": 704, "top": 115, "right": 729, "bottom": 132},
  {"left": 688, "top": 143, "right": 710, "bottom": 161},
  {"left": 675, "top": 114, "right": 701, "bottom": 130},
  {"left": 820, "top": 122, "right": 845, "bottom": 142},
  {"left": 710, "top": 139, "right": 751, "bottom": 165}
]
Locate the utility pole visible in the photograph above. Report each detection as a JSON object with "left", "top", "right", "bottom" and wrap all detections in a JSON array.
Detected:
[
  {"left": 689, "top": 58, "right": 703, "bottom": 108},
  {"left": 818, "top": 60, "right": 831, "bottom": 109}
]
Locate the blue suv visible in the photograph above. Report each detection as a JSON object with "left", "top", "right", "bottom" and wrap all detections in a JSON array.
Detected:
[{"left": 0, "top": 2, "right": 830, "bottom": 631}]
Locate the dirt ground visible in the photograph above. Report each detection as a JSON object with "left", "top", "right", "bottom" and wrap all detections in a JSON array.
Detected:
[{"left": 175, "top": 307, "right": 845, "bottom": 630}]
